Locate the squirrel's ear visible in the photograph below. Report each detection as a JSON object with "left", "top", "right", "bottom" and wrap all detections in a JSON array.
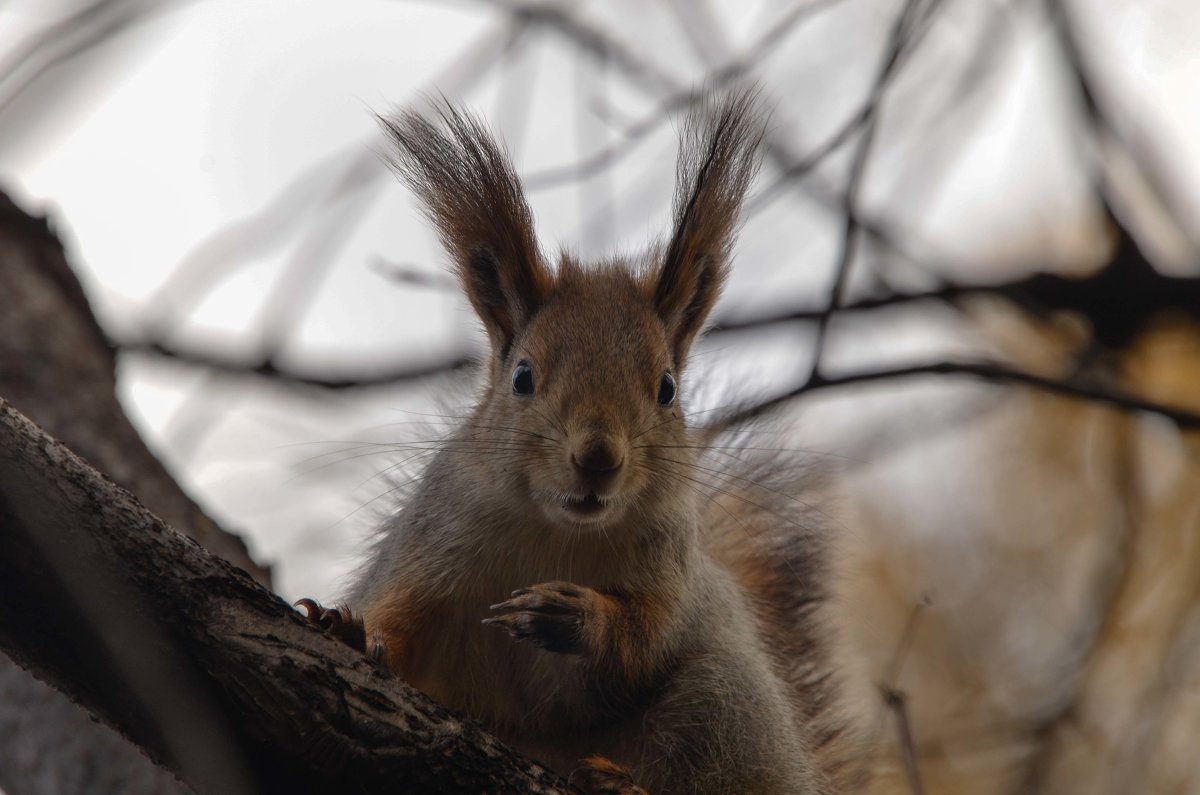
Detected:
[
  {"left": 380, "top": 103, "right": 550, "bottom": 357},
  {"left": 654, "top": 89, "right": 764, "bottom": 365}
]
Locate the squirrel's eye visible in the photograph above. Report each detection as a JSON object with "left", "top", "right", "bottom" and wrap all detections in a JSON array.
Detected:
[
  {"left": 512, "top": 361, "right": 535, "bottom": 397},
  {"left": 657, "top": 372, "right": 676, "bottom": 407}
]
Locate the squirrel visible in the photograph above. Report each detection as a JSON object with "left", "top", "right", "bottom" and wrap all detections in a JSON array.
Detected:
[{"left": 299, "top": 90, "right": 844, "bottom": 794}]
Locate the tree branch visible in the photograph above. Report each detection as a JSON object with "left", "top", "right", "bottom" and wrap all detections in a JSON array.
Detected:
[
  {"left": 0, "top": 399, "right": 573, "bottom": 794},
  {"left": 521, "top": 0, "right": 845, "bottom": 190},
  {"left": 807, "top": 0, "right": 932, "bottom": 382},
  {"left": 718, "top": 358, "right": 1200, "bottom": 432},
  {"left": 116, "top": 337, "right": 476, "bottom": 390}
]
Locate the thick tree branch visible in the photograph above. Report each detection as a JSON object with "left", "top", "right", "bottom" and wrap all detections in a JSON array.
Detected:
[{"left": 0, "top": 400, "right": 572, "bottom": 794}]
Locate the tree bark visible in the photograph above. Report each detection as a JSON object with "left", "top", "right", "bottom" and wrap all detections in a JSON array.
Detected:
[
  {"left": 0, "top": 398, "right": 572, "bottom": 793},
  {"left": 0, "top": 189, "right": 273, "bottom": 794}
]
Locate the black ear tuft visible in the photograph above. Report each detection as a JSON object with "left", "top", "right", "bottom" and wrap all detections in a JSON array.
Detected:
[
  {"left": 654, "top": 88, "right": 764, "bottom": 365},
  {"left": 379, "top": 100, "right": 551, "bottom": 357}
]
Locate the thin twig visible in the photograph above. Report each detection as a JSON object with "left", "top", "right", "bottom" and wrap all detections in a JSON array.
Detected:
[
  {"left": 808, "top": 0, "right": 939, "bottom": 384},
  {"left": 1046, "top": 0, "right": 1200, "bottom": 255},
  {"left": 882, "top": 688, "right": 927, "bottom": 795},
  {"left": 882, "top": 603, "right": 928, "bottom": 795},
  {"left": 0, "top": 0, "right": 194, "bottom": 115},
  {"left": 745, "top": 0, "right": 946, "bottom": 215},
  {"left": 718, "top": 358, "right": 1200, "bottom": 432},
  {"left": 369, "top": 258, "right": 456, "bottom": 289},
  {"left": 143, "top": 17, "right": 528, "bottom": 339},
  {"left": 488, "top": 0, "right": 678, "bottom": 95},
  {"left": 118, "top": 339, "right": 475, "bottom": 390},
  {"left": 849, "top": 597, "right": 929, "bottom": 792},
  {"left": 253, "top": 155, "right": 387, "bottom": 356},
  {"left": 521, "top": 0, "right": 847, "bottom": 190}
]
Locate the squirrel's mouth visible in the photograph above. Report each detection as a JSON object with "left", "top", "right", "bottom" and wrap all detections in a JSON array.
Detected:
[
  {"left": 535, "top": 487, "right": 623, "bottom": 527},
  {"left": 561, "top": 491, "right": 608, "bottom": 519}
]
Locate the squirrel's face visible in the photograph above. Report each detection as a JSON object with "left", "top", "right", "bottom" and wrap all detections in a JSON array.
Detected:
[
  {"left": 484, "top": 262, "right": 688, "bottom": 529},
  {"left": 382, "top": 94, "right": 761, "bottom": 529}
]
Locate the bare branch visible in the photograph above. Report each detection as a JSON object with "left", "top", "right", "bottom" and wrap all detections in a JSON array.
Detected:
[
  {"left": 1047, "top": 0, "right": 1200, "bottom": 254},
  {"left": 488, "top": 0, "right": 679, "bottom": 96},
  {"left": 369, "top": 256, "right": 457, "bottom": 289},
  {"left": 145, "top": 16, "right": 529, "bottom": 340},
  {"left": 745, "top": 0, "right": 945, "bottom": 216},
  {"left": 718, "top": 358, "right": 1200, "bottom": 433},
  {"left": 0, "top": 0, "right": 190, "bottom": 115},
  {"left": 117, "top": 337, "right": 476, "bottom": 389},
  {"left": 882, "top": 689, "right": 927, "bottom": 795},
  {"left": 522, "top": 0, "right": 846, "bottom": 190},
  {"left": 118, "top": 216, "right": 1200, "bottom": 401},
  {"left": 807, "top": 0, "right": 935, "bottom": 383}
]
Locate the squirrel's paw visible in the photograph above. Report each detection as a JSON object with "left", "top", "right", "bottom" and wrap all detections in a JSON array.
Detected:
[
  {"left": 484, "top": 581, "right": 598, "bottom": 655},
  {"left": 295, "top": 598, "right": 378, "bottom": 660},
  {"left": 572, "top": 756, "right": 649, "bottom": 795}
]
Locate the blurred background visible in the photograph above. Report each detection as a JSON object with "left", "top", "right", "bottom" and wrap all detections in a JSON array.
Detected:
[{"left": 4, "top": 0, "right": 1200, "bottom": 792}]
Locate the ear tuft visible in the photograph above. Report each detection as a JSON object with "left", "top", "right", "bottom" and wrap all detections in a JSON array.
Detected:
[
  {"left": 655, "top": 88, "right": 765, "bottom": 364},
  {"left": 379, "top": 100, "right": 550, "bottom": 357}
]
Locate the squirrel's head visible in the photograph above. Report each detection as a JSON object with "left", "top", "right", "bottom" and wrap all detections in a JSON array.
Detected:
[{"left": 382, "top": 91, "right": 762, "bottom": 529}]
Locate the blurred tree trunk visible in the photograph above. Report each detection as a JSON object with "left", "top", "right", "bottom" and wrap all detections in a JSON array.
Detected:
[{"left": 0, "top": 191, "right": 570, "bottom": 793}]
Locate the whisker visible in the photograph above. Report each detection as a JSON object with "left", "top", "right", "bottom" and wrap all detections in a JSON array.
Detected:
[
  {"left": 660, "top": 470, "right": 763, "bottom": 540},
  {"left": 636, "top": 442, "right": 859, "bottom": 464},
  {"left": 529, "top": 403, "right": 568, "bottom": 440},
  {"left": 642, "top": 465, "right": 810, "bottom": 592},
  {"left": 289, "top": 446, "right": 420, "bottom": 481},
  {"left": 329, "top": 474, "right": 427, "bottom": 528},
  {"left": 375, "top": 409, "right": 563, "bottom": 444},
  {"left": 652, "top": 453, "right": 840, "bottom": 535},
  {"left": 651, "top": 453, "right": 837, "bottom": 525},
  {"left": 289, "top": 438, "right": 548, "bottom": 481},
  {"left": 358, "top": 444, "right": 544, "bottom": 492},
  {"left": 354, "top": 450, "right": 437, "bottom": 490},
  {"left": 286, "top": 428, "right": 552, "bottom": 463},
  {"left": 645, "top": 454, "right": 818, "bottom": 534},
  {"left": 632, "top": 403, "right": 738, "bottom": 439}
]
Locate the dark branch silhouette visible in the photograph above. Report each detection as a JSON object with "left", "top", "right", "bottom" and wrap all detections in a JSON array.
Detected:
[{"left": 0, "top": 400, "right": 573, "bottom": 794}]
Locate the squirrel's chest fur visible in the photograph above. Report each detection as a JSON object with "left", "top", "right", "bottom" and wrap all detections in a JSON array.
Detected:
[{"left": 355, "top": 459, "right": 693, "bottom": 737}]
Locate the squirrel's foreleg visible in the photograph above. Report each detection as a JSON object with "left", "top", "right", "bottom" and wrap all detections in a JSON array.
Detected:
[{"left": 485, "top": 581, "right": 670, "bottom": 686}]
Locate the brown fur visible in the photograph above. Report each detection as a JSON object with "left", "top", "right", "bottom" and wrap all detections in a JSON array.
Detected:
[
  {"left": 360, "top": 583, "right": 427, "bottom": 676},
  {"left": 349, "top": 91, "right": 838, "bottom": 793}
]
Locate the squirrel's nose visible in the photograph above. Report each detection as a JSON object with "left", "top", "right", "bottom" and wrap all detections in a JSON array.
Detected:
[{"left": 571, "top": 441, "right": 623, "bottom": 477}]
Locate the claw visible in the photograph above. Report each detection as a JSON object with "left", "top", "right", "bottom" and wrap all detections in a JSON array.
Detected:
[
  {"left": 294, "top": 597, "right": 321, "bottom": 618},
  {"left": 483, "top": 582, "right": 590, "bottom": 654},
  {"left": 295, "top": 597, "right": 368, "bottom": 654}
]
